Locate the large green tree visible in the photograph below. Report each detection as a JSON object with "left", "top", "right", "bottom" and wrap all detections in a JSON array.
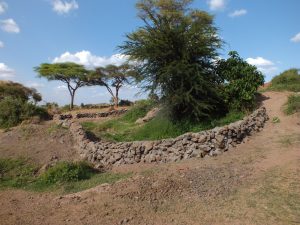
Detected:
[
  {"left": 88, "top": 63, "right": 138, "bottom": 108},
  {"left": 119, "top": 0, "right": 224, "bottom": 121},
  {"left": 35, "top": 63, "right": 90, "bottom": 109},
  {"left": 216, "top": 51, "right": 264, "bottom": 110}
]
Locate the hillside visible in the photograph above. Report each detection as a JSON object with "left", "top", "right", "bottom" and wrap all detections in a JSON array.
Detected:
[{"left": 0, "top": 91, "right": 299, "bottom": 225}]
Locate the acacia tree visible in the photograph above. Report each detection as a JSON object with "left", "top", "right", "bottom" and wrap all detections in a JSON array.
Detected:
[
  {"left": 119, "top": 0, "right": 224, "bottom": 121},
  {"left": 88, "top": 63, "right": 138, "bottom": 108},
  {"left": 35, "top": 62, "right": 89, "bottom": 110}
]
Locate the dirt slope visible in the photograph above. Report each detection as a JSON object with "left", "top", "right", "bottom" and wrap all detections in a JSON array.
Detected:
[
  {"left": 0, "top": 91, "right": 299, "bottom": 225},
  {"left": 0, "top": 122, "right": 79, "bottom": 164}
]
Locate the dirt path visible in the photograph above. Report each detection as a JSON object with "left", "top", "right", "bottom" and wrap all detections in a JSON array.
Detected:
[{"left": 0, "top": 92, "right": 299, "bottom": 225}]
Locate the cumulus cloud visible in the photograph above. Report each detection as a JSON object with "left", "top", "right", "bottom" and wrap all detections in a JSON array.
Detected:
[
  {"left": 229, "top": 9, "right": 247, "bottom": 18},
  {"left": 246, "top": 57, "right": 278, "bottom": 74},
  {"left": 0, "top": 41, "right": 4, "bottom": 48},
  {"left": 208, "top": 0, "right": 226, "bottom": 11},
  {"left": 290, "top": 32, "right": 300, "bottom": 43},
  {"left": 0, "top": 1, "right": 8, "bottom": 14},
  {"left": 52, "top": 0, "right": 79, "bottom": 14},
  {"left": 53, "top": 51, "right": 128, "bottom": 68},
  {"left": 0, "top": 63, "right": 15, "bottom": 79},
  {"left": 0, "top": 18, "right": 20, "bottom": 33}
]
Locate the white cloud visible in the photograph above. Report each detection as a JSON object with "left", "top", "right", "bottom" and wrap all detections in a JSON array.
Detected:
[
  {"left": 291, "top": 32, "right": 300, "bottom": 43},
  {"left": 208, "top": 0, "right": 226, "bottom": 11},
  {"left": 229, "top": 9, "right": 247, "bottom": 18},
  {"left": 26, "top": 82, "right": 45, "bottom": 89},
  {"left": 0, "top": 19, "right": 20, "bottom": 33},
  {"left": 0, "top": 41, "right": 4, "bottom": 48},
  {"left": 246, "top": 57, "right": 278, "bottom": 74},
  {"left": 0, "top": 1, "right": 8, "bottom": 15},
  {"left": 57, "top": 85, "right": 67, "bottom": 89},
  {"left": 53, "top": 51, "right": 128, "bottom": 68},
  {"left": 52, "top": 0, "right": 79, "bottom": 14},
  {"left": 0, "top": 63, "right": 15, "bottom": 79}
]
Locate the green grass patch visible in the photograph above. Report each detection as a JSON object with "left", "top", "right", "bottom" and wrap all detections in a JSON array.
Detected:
[
  {"left": 284, "top": 94, "right": 300, "bottom": 115},
  {"left": 82, "top": 108, "right": 245, "bottom": 142},
  {"left": 0, "top": 159, "right": 131, "bottom": 193}
]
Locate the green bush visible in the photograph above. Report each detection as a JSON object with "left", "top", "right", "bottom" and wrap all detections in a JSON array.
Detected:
[
  {"left": 38, "top": 161, "right": 94, "bottom": 185},
  {"left": 118, "top": 99, "right": 133, "bottom": 107},
  {"left": 284, "top": 94, "right": 300, "bottom": 115},
  {"left": 0, "top": 97, "right": 49, "bottom": 128},
  {"left": 270, "top": 69, "right": 300, "bottom": 92},
  {"left": 216, "top": 51, "right": 264, "bottom": 111}
]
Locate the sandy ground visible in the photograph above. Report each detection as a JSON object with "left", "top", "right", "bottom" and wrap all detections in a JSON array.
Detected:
[{"left": 0, "top": 91, "right": 299, "bottom": 225}]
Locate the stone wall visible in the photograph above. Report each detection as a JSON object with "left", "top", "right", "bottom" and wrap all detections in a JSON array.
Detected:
[
  {"left": 59, "top": 107, "right": 268, "bottom": 169},
  {"left": 55, "top": 109, "right": 128, "bottom": 120}
]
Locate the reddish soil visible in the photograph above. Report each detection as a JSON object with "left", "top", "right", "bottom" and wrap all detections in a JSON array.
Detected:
[{"left": 0, "top": 92, "right": 299, "bottom": 225}]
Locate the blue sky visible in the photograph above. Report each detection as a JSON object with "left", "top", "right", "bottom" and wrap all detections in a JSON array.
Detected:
[{"left": 0, "top": 0, "right": 299, "bottom": 105}]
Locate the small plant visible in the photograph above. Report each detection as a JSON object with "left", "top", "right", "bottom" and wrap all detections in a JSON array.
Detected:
[{"left": 272, "top": 117, "right": 280, "bottom": 123}]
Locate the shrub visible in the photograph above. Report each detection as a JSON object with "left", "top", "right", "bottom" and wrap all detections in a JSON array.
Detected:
[
  {"left": 0, "top": 97, "right": 49, "bottom": 128},
  {"left": 0, "top": 80, "right": 42, "bottom": 103},
  {"left": 216, "top": 51, "right": 265, "bottom": 111},
  {"left": 284, "top": 94, "right": 300, "bottom": 115},
  {"left": 118, "top": 99, "right": 133, "bottom": 107},
  {"left": 38, "top": 161, "right": 94, "bottom": 185},
  {"left": 270, "top": 69, "right": 300, "bottom": 92}
]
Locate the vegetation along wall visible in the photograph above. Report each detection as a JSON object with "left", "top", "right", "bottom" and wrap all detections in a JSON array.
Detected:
[{"left": 56, "top": 107, "right": 269, "bottom": 169}]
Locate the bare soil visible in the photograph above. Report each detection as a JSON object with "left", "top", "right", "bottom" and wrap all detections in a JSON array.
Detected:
[
  {"left": 0, "top": 91, "right": 299, "bottom": 225},
  {"left": 0, "top": 122, "right": 79, "bottom": 165}
]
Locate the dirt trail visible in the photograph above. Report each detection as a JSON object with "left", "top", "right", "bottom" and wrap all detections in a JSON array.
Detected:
[{"left": 0, "top": 92, "right": 299, "bottom": 225}]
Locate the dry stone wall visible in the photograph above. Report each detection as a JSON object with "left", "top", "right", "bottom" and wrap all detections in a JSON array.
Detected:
[{"left": 58, "top": 107, "right": 268, "bottom": 169}]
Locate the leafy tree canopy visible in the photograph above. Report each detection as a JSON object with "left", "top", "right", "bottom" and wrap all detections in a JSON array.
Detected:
[
  {"left": 0, "top": 80, "right": 42, "bottom": 103},
  {"left": 120, "top": 0, "right": 224, "bottom": 121},
  {"left": 88, "top": 63, "right": 139, "bottom": 108},
  {"left": 35, "top": 62, "right": 90, "bottom": 109},
  {"left": 216, "top": 51, "right": 264, "bottom": 110}
]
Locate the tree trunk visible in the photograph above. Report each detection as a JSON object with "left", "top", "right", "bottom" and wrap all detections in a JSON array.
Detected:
[
  {"left": 114, "top": 88, "right": 119, "bottom": 109},
  {"left": 70, "top": 92, "right": 75, "bottom": 110}
]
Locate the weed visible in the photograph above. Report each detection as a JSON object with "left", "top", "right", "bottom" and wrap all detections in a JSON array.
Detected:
[{"left": 272, "top": 117, "right": 280, "bottom": 123}]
